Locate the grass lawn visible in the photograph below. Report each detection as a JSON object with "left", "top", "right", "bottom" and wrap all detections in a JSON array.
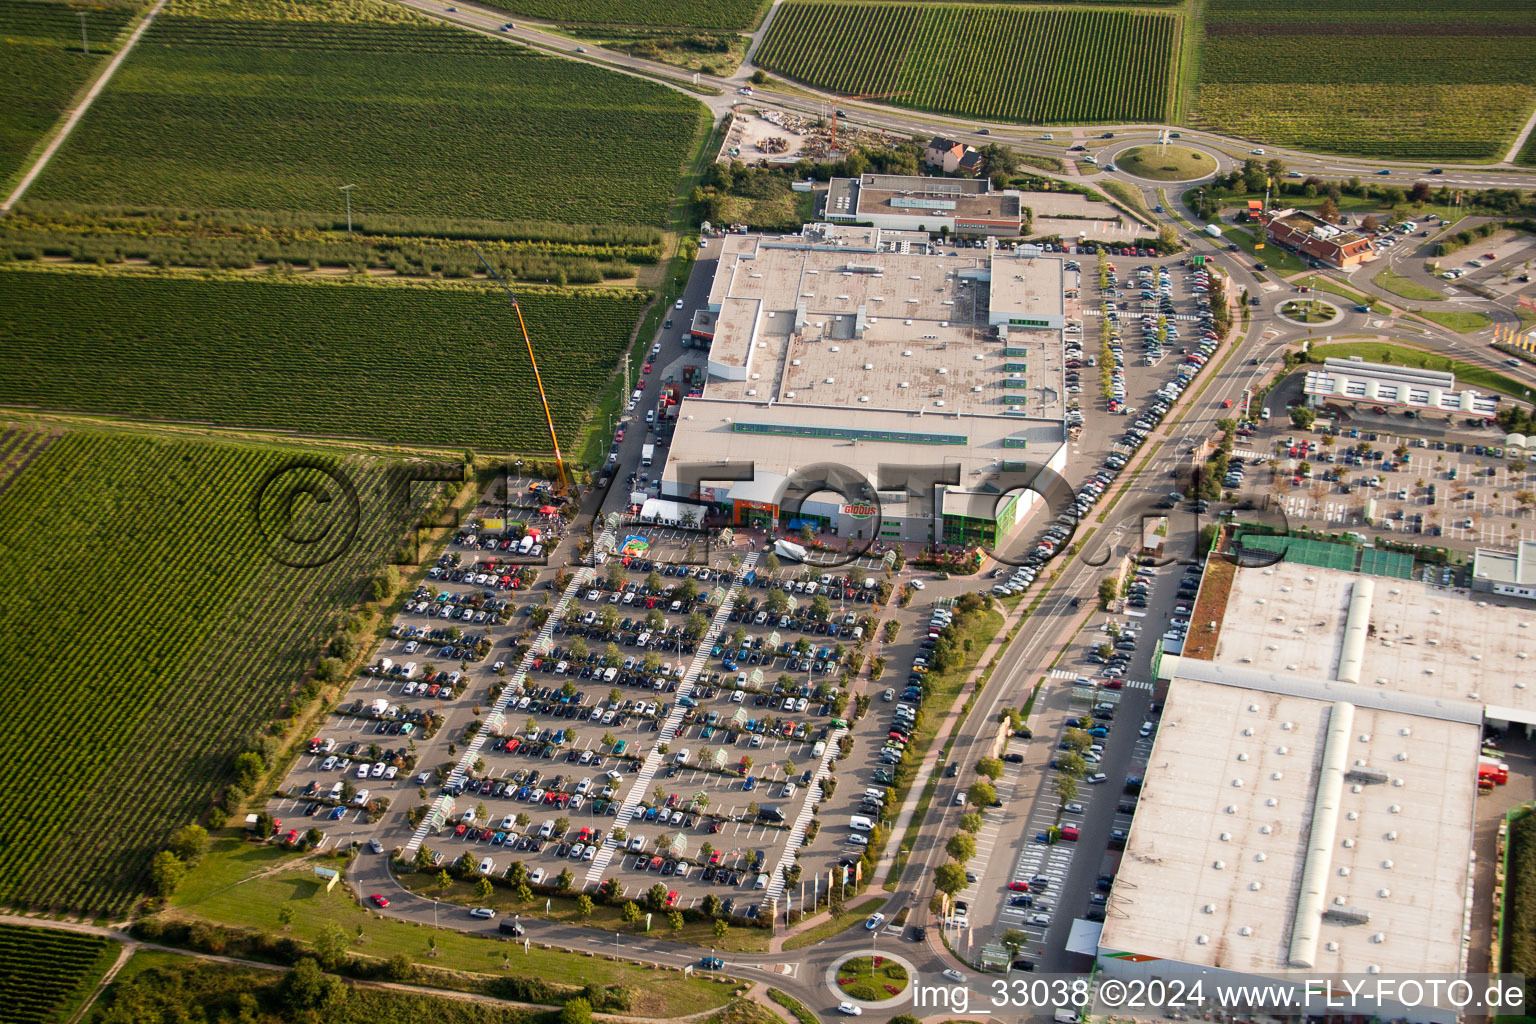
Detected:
[
  {"left": 1414, "top": 309, "right": 1493, "bottom": 334},
  {"left": 1099, "top": 179, "right": 1148, "bottom": 215},
  {"left": 393, "top": 867, "right": 770, "bottom": 953},
  {"left": 1309, "top": 276, "right": 1391, "bottom": 314},
  {"left": 1372, "top": 267, "right": 1444, "bottom": 302},
  {"left": 1220, "top": 225, "right": 1307, "bottom": 275},
  {"left": 1308, "top": 342, "right": 1533, "bottom": 402},
  {"left": 1116, "top": 145, "right": 1213, "bottom": 181},
  {"left": 108, "top": 948, "right": 193, "bottom": 985},
  {"left": 835, "top": 955, "right": 909, "bottom": 1001},
  {"left": 782, "top": 897, "right": 887, "bottom": 951},
  {"left": 168, "top": 841, "right": 733, "bottom": 1018}
]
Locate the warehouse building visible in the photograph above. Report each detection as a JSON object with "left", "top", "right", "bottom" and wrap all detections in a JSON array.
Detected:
[
  {"left": 658, "top": 225, "right": 1069, "bottom": 545},
  {"left": 1097, "top": 561, "right": 1536, "bottom": 1022},
  {"left": 1303, "top": 356, "right": 1499, "bottom": 419},
  {"left": 1258, "top": 208, "right": 1374, "bottom": 268},
  {"left": 825, "top": 173, "right": 1025, "bottom": 237}
]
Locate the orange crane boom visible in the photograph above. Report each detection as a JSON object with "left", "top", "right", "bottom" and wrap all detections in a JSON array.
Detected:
[{"left": 473, "top": 246, "right": 568, "bottom": 492}]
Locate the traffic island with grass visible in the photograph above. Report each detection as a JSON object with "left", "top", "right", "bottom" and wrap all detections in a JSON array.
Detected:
[
  {"left": 1116, "top": 144, "right": 1213, "bottom": 181},
  {"left": 1279, "top": 299, "right": 1339, "bottom": 324},
  {"left": 836, "top": 956, "right": 909, "bottom": 1001}
]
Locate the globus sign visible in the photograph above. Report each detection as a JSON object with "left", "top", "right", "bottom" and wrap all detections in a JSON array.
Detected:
[{"left": 840, "top": 503, "right": 878, "bottom": 519}]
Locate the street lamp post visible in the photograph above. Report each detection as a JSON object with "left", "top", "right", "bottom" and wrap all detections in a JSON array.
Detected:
[
  {"left": 338, "top": 183, "right": 357, "bottom": 235},
  {"left": 77, "top": 12, "right": 88, "bottom": 55}
]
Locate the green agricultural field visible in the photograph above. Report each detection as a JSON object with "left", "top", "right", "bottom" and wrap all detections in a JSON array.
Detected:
[
  {"left": 0, "top": 268, "right": 640, "bottom": 449},
  {"left": 30, "top": 13, "right": 707, "bottom": 227},
  {"left": 0, "top": 924, "right": 119, "bottom": 1024},
  {"left": 0, "top": 428, "right": 437, "bottom": 917},
  {"left": 1194, "top": 0, "right": 1536, "bottom": 159},
  {"left": 467, "top": 0, "right": 769, "bottom": 29},
  {"left": 756, "top": 1, "right": 1179, "bottom": 124},
  {"left": 0, "top": 0, "right": 139, "bottom": 185}
]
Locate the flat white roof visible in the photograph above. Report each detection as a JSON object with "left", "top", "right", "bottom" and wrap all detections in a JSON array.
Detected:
[
  {"left": 1213, "top": 561, "right": 1536, "bottom": 720},
  {"left": 1100, "top": 679, "right": 1476, "bottom": 977}
]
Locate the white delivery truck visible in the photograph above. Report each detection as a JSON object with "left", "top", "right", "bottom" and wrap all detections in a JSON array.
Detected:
[{"left": 641, "top": 444, "right": 655, "bottom": 468}]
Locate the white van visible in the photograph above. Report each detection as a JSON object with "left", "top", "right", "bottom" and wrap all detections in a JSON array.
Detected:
[
  {"left": 328, "top": 781, "right": 344, "bottom": 801},
  {"left": 538, "top": 819, "right": 556, "bottom": 838},
  {"left": 754, "top": 873, "right": 769, "bottom": 890},
  {"left": 864, "top": 788, "right": 887, "bottom": 804},
  {"left": 850, "top": 816, "right": 874, "bottom": 832},
  {"left": 478, "top": 857, "right": 495, "bottom": 875},
  {"left": 674, "top": 748, "right": 691, "bottom": 764},
  {"left": 812, "top": 741, "right": 827, "bottom": 758},
  {"left": 352, "top": 788, "right": 370, "bottom": 806}
]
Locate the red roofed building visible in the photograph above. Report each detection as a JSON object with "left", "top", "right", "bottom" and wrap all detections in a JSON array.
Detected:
[{"left": 1258, "top": 208, "right": 1374, "bottom": 269}]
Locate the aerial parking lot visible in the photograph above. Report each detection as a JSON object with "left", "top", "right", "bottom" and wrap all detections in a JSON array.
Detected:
[{"left": 271, "top": 505, "right": 915, "bottom": 920}]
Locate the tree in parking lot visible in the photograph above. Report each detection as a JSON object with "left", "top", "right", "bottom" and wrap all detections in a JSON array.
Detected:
[
  {"left": 515, "top": 812, "right": 530, "bottom": 830},
  {"left": 556, "top": 867, "right": 574, "bottom": 892},
  {"left": 685, "top": 612, "right": 709, "bottom": 640},
  {"left": 669, "top": 909, "right": 685, "bottom": 933},
  {"left": 602, "top": 731, "right": 618, "bottom": 750},
  {"left": 766, "top": 589, "right": 789, "bottom": 615},
  {"left": 474, "top": 803, "right": 487, "bottom": 822},
  {"left": 702, "top": 893, "right": 722, "bottom": 918},
  {"left": 959, "top": 812, "right": 983, "bottom": 834},
  {"left": 763, "top": 552, "right": 781, "bottom": 573},
  {"left": 436, "top": 870, "right": 452, "bottom": 891},
  {"left": 516, "top": 882, "right": 535, "bottom": 904},
  {"left": 1517, "top": 490, "right": 1536, "bottom": 514},
  {"left": 1063, "top": 728, "right": 1092, "bottom": 753},
  {"left": 810, "top": 594, "right": 832, "bottom": 620},
  {"left": 474, "top": 877, "right": 494, "bottom": 901},
  {"left": 642, "top": 652, "right": 662, "bottom": 674},
  {"left": 946, "top": 833, "right": 976, "bottom": 863},
  {"left": 678, "top": 578, "right": 699, "bottom": 603},
  {"left": 653, "top": 784, "right": 668, "bottom": 806},
  {"left": 555, "top": 816, "right": 570, "bottom": 836},
  {"left": 606, "top": 562, "right": 625, "bottom": 589},
  {"left": 967, "top": 780, "right": 997, "bottom": 807},
  {"left": 598, "top": 607, "right": 619, "bottom": 632},
  {"left": 1002, "top": 928, "right": 1030, "bottom": 959},
  {"left": 604, "top": 643, "right": 621, "bottom": 668},
  {"left": 506, "top": 861, "right": 527, "bottom": 886},
  {"left": 646, "top": 571, "right": 664, "bottom": 592},
  {"left": 1290, "top": 406, "right": 1316, "bottom": 430},
  {"left": 646, "top": 609, "right": 665, "bottom": 632},
  {"left": 647, "top": 883, "right": 669, "bottom": 911},
  {"left": 577, "top": 894, "right": 595, "bottom": 919},
  {"left": 731, "top": 625, "right": 748, "bottom": 648},
  {"left": 746, "top": 802, "right": 760, "bottom": 819},
  {"left": 1054, "top": 773, "right": 1080, "bottom": 809},
  {"left": 1058, "top": 752, "right": 1088, "bottom": 779},
  {"left": 1097, "top": 577, "right": 1118, "bottom": 609},
  {"left": 934, "top": 862, "right": 968, "bottom": 896},
  {"left": 976, "top": 756, "right": 1004, "bottom": 781}
]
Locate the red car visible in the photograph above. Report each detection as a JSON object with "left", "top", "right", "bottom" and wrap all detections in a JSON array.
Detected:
[
  {"left": 615, "top": 429, "right": 625, "bottom": 442},
  {"left": 1008, "top": 881, "right": 1030, "bottom": 892},
  {"left": 642, "top": 364, "right": 652, "bottom": 374},
  {"left": 370, "top": 894, "right": 390, "bottom": 908},
  {"left": 665, "top": 890, "right": 680, "bottom": 907},
  {"left": 1221, "top": 399, "right": 1233, "bottom": 408},
  {"left": 1104, "top": 679, "right": 1125, "bottom": 690}
]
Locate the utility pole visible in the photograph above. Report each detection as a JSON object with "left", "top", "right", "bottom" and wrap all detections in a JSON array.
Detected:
[
  {"left": 338, "top": 183, "right": 357, "bottom": 235},
  {"left": 77, "top": 11, "right": 88, "bottom": 55}
]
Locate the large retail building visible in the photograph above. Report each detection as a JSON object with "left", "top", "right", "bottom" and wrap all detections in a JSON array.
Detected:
[{"left": 658, "top": 222, "right": 1070, "bottom": 546}]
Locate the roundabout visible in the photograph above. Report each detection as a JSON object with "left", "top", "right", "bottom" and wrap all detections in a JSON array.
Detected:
[
  {"left": 826, "top": 950, "right": 916, "bottom": 1009},
  {"left": 1112, "top": 143, "right": 1217, "bottom": 182},
  {"left": 1277, "top": 298, "right": 1343, "bottom": 327}
]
